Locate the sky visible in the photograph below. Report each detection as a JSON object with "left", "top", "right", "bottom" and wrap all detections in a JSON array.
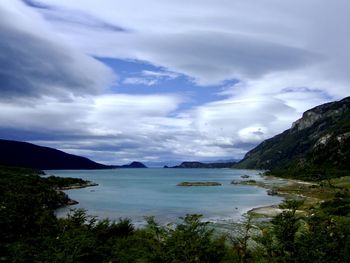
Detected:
[{"left": 0, "top": 0, "right": 349, "bottom": 165}]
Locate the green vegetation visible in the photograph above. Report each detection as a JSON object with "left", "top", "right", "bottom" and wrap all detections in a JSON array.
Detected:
[
  {"left": 238, "top": 180, "right": 258, "bottom": 185},
  {"left": 265, "top": 167, "right": 350, "bottom": 181},
  {"left": 253, "top": 199, "right": 350, "bottom": 263},
  {"left": 246, "top": 174, "right": 350, "bottom": 214},
  {"left": 236, "top": 97, "right": 350, "bottom": 181},
  {"left": 1, "top": 166, "right": 350, "bottom": 262}
]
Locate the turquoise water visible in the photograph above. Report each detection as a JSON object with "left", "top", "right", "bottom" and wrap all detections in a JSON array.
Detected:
[{"left": 52, "top": 168, "right": 282, "bottom": 225}]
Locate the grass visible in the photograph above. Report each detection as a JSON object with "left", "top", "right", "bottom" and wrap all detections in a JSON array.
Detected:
[
  {"left": 330, "top": 176, "right": 350, "bottom": 188},
  {"left": 247, "top": 175, "right": 350, "bottom": 218}
]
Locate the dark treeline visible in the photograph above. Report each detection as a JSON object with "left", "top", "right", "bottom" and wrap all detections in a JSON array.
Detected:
[{"left": 1, "top": 166, "right": 350, "bottom": 262}]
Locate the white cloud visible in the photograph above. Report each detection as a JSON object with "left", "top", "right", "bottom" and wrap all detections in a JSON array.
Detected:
[
  {"left": 186, "top": 96, "right": 297, "bottom": 150},
  {"left": 0, "top": 93, "right": 192, "bottom": 163},
  {"left": 0, "top": 92, "right": 298, "bottom": 162},
  {"left": 0, "top": 93, "right": 183, "bottom": 133},
  {"left": 142, "top": 70, "right": 179, "bottom": 79},
  {"left": 123, "top": 70, "right": 180, "bottom": 86},
  {"left": 23, "top": 0, "right": 350, "bottom": 93},
  {"left": 1, "top": 0, "right": 350, "bottom": 163},
  {"left": 0, "top": 88, "right": 339, "bottom": 163},
  {"left": 123, "top": 77, "right": 158, "bottom": 86}
]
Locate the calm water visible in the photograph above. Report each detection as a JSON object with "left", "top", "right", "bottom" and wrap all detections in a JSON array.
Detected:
[{"left": 52, "top": 168, "right": 282, "bottom": 225}]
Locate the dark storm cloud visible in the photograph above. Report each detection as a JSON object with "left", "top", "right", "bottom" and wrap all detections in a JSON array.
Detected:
[
  {"left": 140, "top": 31, "right": 322, "bottom": 85},
  {"left": 0, "top": 27, "right": 88, "bottom": 98},
  {"left": 0, "top": 2, "right": 114, "bottom": 100},
  {"left": 23, "top": 0, "right": 127, "bottom": 33},
  {"left": 22, "top": 0, "right": 51, "bottom": 9}
]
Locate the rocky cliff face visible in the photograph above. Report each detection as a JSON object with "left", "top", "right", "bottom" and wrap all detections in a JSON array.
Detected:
[
  {"left": 236, "top": 96, "right": 350, "bottom": 172},
  {"left": 291, "top": 98, "right": 349, "bottom": 131}
]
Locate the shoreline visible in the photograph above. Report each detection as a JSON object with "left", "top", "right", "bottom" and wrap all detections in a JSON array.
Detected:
[
  {"left": 54, "top": 170, "right": 315, "bottom": 223},
  {"left": 58, "top": 181, "right": 99, "bottom": 208},
  {"left": 56, "top": 173, "right": 288, "bottom": 223},
  {"left": 244, "top": 175, "right": 318, "bottom": 218},
  {"left": 248, "top": 204, "right": 285, "bottom": 217},
  {"left": 58, "top": 181, "right": 98, "bottom": 190}
]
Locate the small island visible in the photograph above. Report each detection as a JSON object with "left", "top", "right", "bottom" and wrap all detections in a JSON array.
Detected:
[
  {"left": 239, "top": 179, "right": 257, "bottom": 185},
  {"left": 177, "top": 181, "right": 222, "bottom": 186},
  {"left": 169, "top": 161, "right": 236, "bottom": 168},
  {"left": 231, "top": 179, "right": 257, "bottom": 185}
]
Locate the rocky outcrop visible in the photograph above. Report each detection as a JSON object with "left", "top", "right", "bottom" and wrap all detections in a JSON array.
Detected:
[
  {"left": 291, "top": 97, "right": 350, "bottom": 131},
  {"left": 177, "top": 181, "right": 222, "bottom": 186},
  {"left": 58, "top": 181, "right": 99, "bottom": 190}
]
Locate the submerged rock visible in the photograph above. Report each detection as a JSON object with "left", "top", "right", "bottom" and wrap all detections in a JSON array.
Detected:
[
  {"left": 231, "top": 180, "right": 240, "bottom": 185},
  {"left": 267, "top": 188, "right": 278, "bottom": 196}
]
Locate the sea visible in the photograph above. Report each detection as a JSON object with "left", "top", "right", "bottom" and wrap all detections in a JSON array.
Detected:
[{"left": 52, "top": 168, "right": 282, "bottom": 226}]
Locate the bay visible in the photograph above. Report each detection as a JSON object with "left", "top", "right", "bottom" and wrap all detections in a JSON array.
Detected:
[{"left": 52, "top": 168, "right": 282, "bottom": 225}]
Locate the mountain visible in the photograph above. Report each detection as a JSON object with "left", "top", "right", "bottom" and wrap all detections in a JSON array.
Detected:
[
  {"left": 169, "top": 161, "right": 236, "bottom": 168},
  {"left": 0, "top": 139, "right": 110, "bottom": 170},
  {"left": 236, "top": 97, "right": 350, "bottom": 178},
  {"left": 112, "top": 161, "right": 147, "bottom": 168}
]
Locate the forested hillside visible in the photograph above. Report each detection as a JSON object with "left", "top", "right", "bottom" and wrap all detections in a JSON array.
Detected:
[{"left": 236, "top": 97, "right": 350, "bottom": 180}]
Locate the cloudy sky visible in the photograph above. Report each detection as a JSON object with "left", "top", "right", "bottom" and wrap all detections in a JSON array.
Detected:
[{"left": 0, "top": 0, "right": 349, "bottom": 165}]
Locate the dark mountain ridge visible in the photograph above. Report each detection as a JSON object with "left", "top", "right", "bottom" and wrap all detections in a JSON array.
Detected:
[
  {"left": 0, "top": 139, "right": 147, "bottom": 170},
  {"left": 0, "top": 139, "right": 110, "bottom": 170},
  {"left": 236, "top": 96, "right": 350, "bottom": 178}
]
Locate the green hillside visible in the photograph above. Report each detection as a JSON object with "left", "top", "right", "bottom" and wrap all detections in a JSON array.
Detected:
[{"left": 236, "top": 97, "right": 350, "bottom": 180}]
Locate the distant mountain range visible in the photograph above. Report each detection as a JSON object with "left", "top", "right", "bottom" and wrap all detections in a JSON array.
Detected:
[
  {"left": 235, "top": 96, "right": 350, "bottom": 179},
  {"left": 111, "top": 162, "right": 147, "bottom": 169},
  {"left": 0, "top": 139, "right": 147, "bottom": 170}
]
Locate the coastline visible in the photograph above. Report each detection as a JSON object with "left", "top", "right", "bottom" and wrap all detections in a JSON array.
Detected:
[
  {"left": 58, "top": 181, "right": 98, "bottom": 190},
  {"left": 245, "top": 173, "right": 350, "bottom": 219},
  {"left": 58, "top": 181, "right": 99, "bottom": 208},
  {"left": 245, "top": 175, "right": 318, "bottom": 218},
  {"left": 53, "top": 169, "right": 312, "bottom": 224}
]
